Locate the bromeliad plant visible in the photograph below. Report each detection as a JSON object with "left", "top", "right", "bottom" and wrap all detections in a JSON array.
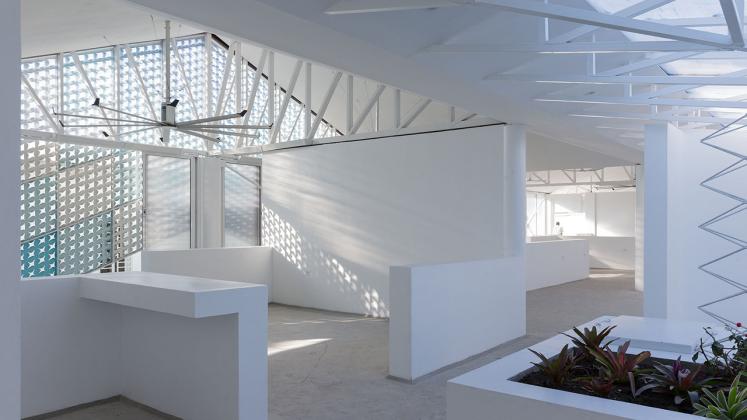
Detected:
[
  {"left": 591, "top": 340, "right": 651, "bottom": 384},
  {"left": 563, "top": 325, "right": 616, "bottom": 361},
  {"left": 639, "top": 356, "right": 713, "bottom": 405},
  {"left": 694, "top": 373, "right": 747, "bottom": 419},
  {"left": 528, "top": 344, "right": 580, "bottom": 388}
]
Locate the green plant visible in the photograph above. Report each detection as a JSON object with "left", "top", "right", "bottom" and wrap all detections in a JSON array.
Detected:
[
  {"left": 694, "top": 373, "right": 747, "bottom": 419},
  {"left": 693, "top": 326, "right": 747, "bottom": 378},
  {"left": 591, "top": 340, "right": 650, "bottom": 384},
  {"left": 563, "top": 325, "right": 616, "bottom": 360},
  {"left": 640, "top": 356, "right": 713, "bottom": 405},
  {"left": 529, "top": 344, "right": 579, "bottom": 387}
]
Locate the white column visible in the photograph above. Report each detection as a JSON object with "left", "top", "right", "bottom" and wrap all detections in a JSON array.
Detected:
[
  {"left": 634, "top": 164, "right": 645, "bottom": 292},
  {"left": 196, "top": 157, "right": 225, "bottom": 248},
  {"left": 643, "top": 124, "right": 669, "bottom": 318},
  {"left": 0, "top": 0, "right": 21, "bottom": 418},
  {"left": 503, "top": 124, "right": 526, "bottom": 258}
]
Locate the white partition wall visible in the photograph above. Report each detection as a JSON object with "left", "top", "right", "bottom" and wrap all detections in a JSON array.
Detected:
[
  {"left": 389, "top": 257, "right": 524, "bottom": 381},
  {"left": 262, "top": 124, "right": 509, "bottom": 316},
  {"left": 0, "top": 2, "right": 21, "bottom": 418},
  {"left": 526, "top": 239, "right": 589, "bottom": 290}
]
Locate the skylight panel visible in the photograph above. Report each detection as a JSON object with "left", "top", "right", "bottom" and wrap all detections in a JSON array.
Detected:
[{"left": 586, "top": 0, "right": 724, "bottom": 20}]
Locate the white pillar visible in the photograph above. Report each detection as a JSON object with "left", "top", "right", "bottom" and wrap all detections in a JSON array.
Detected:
[
  {"left": 634, "top": 164, "right": 645, "bottom": 292},
  {"left": 503, "top": 124, "right": 526, "bottom": 257},
  {"left": 0, "top": 1, "right": 21, "bottom": 418},
  {"left": 643, "top": 124, "right": 669, "bottom": 318}
]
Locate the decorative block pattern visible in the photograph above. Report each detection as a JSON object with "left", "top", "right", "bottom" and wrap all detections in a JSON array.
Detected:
[
  {"left": 21, "top": 232, "right": 57, "bottom": 278},
  {"left": 21, "top": 140, "right": 58, "bottom": 181},
  {"left": 21, "top": 175, "right": 56, "bottom": 242},
  {"left": 114, "top": 199, "right": 143, "bottom": 259},
  {"left": 58, "top": 212, "right": 112, "bottom": 275},
  {"left": 57, "top": 157, "right": 114, "bottom": 227},
  {"left": 62, "top": 48, "right": 116, "bottom": 138},
  {"left": 119, "top": 42, "right": 163, "bottom": 145},
  {"left": 58, "top": 144, "right": 112, "bottom": 170},
  {"left": 168, "top": 36, "right": 208, "bottom": 150},
  {"left": 21, "top": 56, "right": 59, "bottom": 132},
  {"left": 114, "top": 150, "right": 143, "bottom": 206}
]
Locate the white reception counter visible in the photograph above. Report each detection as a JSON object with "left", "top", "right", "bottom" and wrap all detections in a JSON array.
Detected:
[{"left": 22, "top": 272, "right": 268, "bottom": 420}]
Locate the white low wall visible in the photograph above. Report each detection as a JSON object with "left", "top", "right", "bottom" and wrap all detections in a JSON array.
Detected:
[
  {"left": 585, "top": 236, "right": 635, "bottom": 270},
  {"left": 141, "top": 246, "right": 273, "bottom": 298},
  {"left": 389, "top": 257, "right": 525, "bottom": 381},
  {"left": 21, "top": 274, "right": 267, "bottom": 419},
  {"left": 526, "top": 239, "right": 589, "bottom": 290},
  {"left": 22, "top": 277, "right": 122, "bottom": 417}
]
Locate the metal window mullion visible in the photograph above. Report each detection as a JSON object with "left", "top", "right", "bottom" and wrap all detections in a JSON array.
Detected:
[{"left": 204, "top": 34, "right": 213, "bottom": 150}]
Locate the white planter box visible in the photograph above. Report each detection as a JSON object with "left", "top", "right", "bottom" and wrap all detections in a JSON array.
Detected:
[{"left": 447, "top": 316, "right": 719, "bottom": 420}]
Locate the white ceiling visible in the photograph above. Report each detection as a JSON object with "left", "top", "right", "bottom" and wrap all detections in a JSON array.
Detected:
[{"left": 23, "top": 0, "right": 693, "bottom": 165}]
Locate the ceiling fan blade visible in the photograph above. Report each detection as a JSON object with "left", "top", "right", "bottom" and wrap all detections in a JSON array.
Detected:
[
  {"left": 186, "top": 127, "right": 259, "bottom": 138},
  {"left": 111, "top": 126, "right": 160, "bottom": 138},
  {"left": 175, "top": 128, "right": 221, "bottom": 143},
  {"left": 94, "top": 103, "right": 163, "bottom": 124},
  {"left": 53, "top": 111, "right": 157, "bottom": 125},
  {"left": 179, "top": 123, "right": 272, "bottom": 130},
  {"left": 177, "top": 110, "right": 247, "bottom": 126}
]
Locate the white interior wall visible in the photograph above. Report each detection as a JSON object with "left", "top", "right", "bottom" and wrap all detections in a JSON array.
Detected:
[
  {"left": 21, "top": 278, "right": 122, "bottom": 418},
  {"left": 262, "top": 124, "right": 508, "bottom": 316},
  {"left": 0, "top": 1, "right": 21, "bottom": 418},
  {"left": 196, "top": 157, "right": 225, "bottom": 249},
  {"left": 644, "top": 123, "right": 745, "bottom": 323}
]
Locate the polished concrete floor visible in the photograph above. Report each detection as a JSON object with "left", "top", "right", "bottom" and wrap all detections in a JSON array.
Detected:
[{"left": 42, "top": 269, "right": 641, "bottom": 420}]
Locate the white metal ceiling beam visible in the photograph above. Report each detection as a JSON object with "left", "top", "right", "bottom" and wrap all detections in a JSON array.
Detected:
[
  {"left": 550, "top": 0, "right": 674, "bottom": 43},
  {"left": 475, "top": 0, "right": 734, "bottom": 48},
  {"left": 646, "top": 17, "right": 733, "bottom": 27},
  {"left": 569, "top": 112, "right": 746, "bottom": 125},
  {"left": 307, "top": 71, "right": 343, "bottom": 142},
  {"left": 400, "top": 98, "right": 432, "bottom": 128},
  {"left": 123, "top": 45, "right": 159, "bottom": 121},
  {"left": 270, "top": 59, "right": 303, "bottom": 143},
  {"left": 546, "top": 96, "right": 747, "bottom": 109},
  {"left": 350, "top": 84, "right": 386, "bottom": 135},
  {"left": 172, "top": 39, "right": 202, "bottom": 120},
  {"left": 426, "top": 41, "right": 721, "bottom": 53},
  {"left": 326, "top": 0, "right": 466, "bottom": 14},
  {"left": 21, "top": 75, "right": 61, "bottom": 134},
  {"left": 215, "top": 42, "right": 238, "bottom": 117},
  {"left": 596, "top": 52, "right": 698, "bottom": 76},
  {"left": 720, "top": 0, "right": 745, "bottom": 46},
  {"left": 241, "top": 49, "right": 268, "bottom": 139},
  {"left": 487, "top": 73, "right": 747, "bottom": 85},
  {"left": 71, "top": 54, "right": 116, "bottom": 135},
  {"left": 635, "top": 68, "right": 747, "bottom": 99}
]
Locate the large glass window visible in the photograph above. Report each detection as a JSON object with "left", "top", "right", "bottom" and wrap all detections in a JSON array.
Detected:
[
  {"left": 144, "top": 155, "right": 193, "bottom": 250},
  {"left": 223, "top": 163, "right": 260, "bottom": 247}
]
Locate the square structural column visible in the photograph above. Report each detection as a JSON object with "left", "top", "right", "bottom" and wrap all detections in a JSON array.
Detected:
[{"left": 0, "top": 1, "right": 21, "bottom": 418}]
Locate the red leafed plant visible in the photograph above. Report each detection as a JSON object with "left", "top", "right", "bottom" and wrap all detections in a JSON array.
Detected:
[
  {"left": 640, "top": 356, "right": 714, "bottom": 405},
  {"left": 591, "top": 340, "right": 651, "bottom": 384}
]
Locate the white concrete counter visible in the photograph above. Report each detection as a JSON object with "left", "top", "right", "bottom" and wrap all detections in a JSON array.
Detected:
[
  {"left": 21, "top": 272, "right": 268, "bottom": 420},
  {"left": 80, "top": 272, "right": 264, "bottom": 318}
]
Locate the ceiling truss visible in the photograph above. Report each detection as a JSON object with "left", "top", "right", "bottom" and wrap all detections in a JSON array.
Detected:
[{"left": 325, "top": 0, "right": 747, "bottom": 141}]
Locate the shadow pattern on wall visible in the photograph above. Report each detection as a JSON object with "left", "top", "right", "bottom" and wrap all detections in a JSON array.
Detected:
[
  {"left": 697, "top": 116, "right": 747, "bottom": 327},
  {"left": 262, "top": 207, "right": 388, "bottom": 317}
]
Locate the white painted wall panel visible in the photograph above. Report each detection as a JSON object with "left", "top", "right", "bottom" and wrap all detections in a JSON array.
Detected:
[
  {"left": 21, "top": 277, "right": 122, "bottom": 418},
  {"left": 389, "top": 257, "right": 525, "bottom": 381},
  {"left": 262, "top": 125, "right": 507, "bottom": 316},
  {"left": 526, "top": 239, "right": 589, "bottom": 290}
]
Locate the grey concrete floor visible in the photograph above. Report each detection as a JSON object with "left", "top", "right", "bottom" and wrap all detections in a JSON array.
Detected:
[{"left": 41, "top": 269, "right": 641, "bottom": 420}]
